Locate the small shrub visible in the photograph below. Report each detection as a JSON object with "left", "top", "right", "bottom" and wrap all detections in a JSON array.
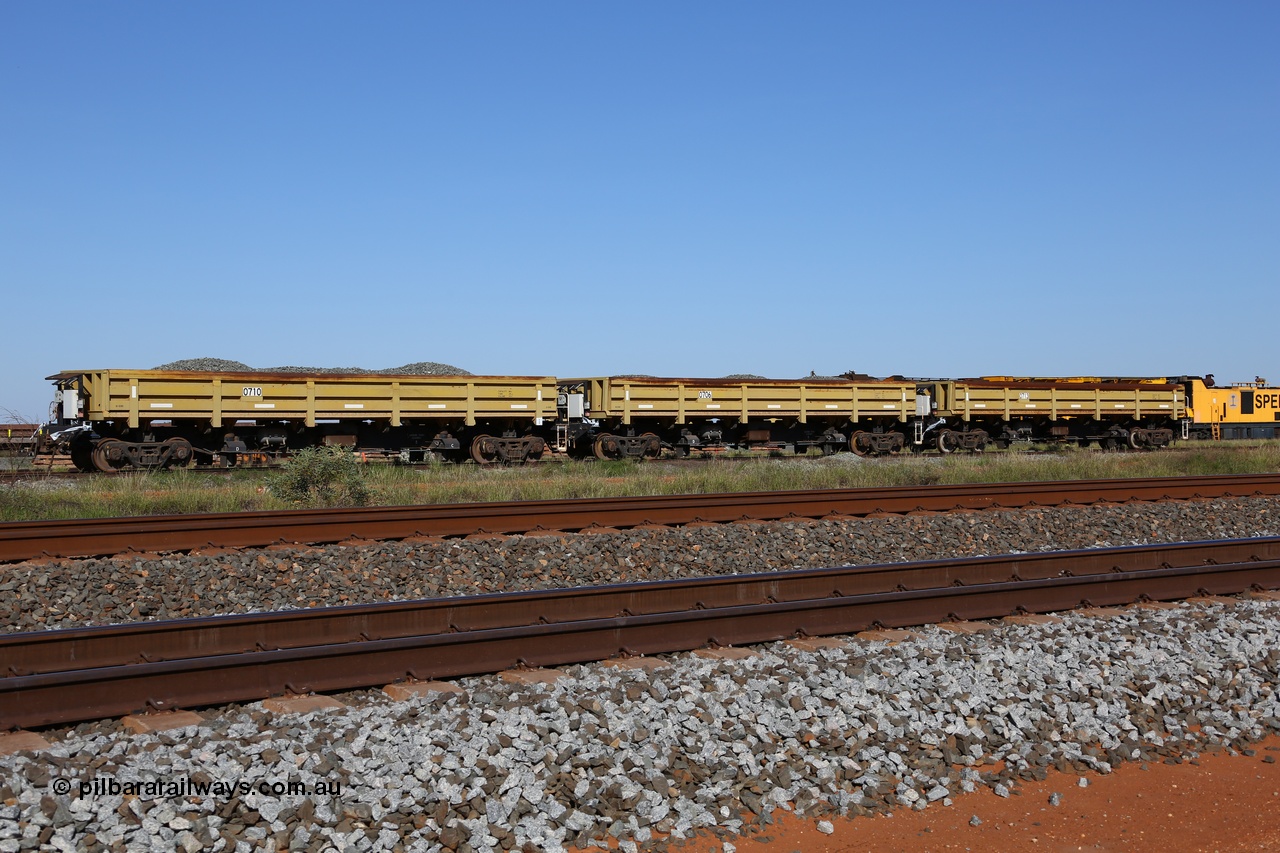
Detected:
[{"left": 267, "top": 446, "right": 371, "bottom": 507}]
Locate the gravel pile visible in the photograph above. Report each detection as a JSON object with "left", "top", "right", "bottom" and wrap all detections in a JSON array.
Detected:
[
  {"left": 263, "top": 363, "right": 472, "bottom": 376},
  {"left": 153, "top": 359, "right": 253, "bottom": 372},
  {"left": 152, "top": 360, "right": 471, "bottom": 376},
  {"left": 3, "top": 600, "right": 1278, "bottom": 852},
  {"left": 3, "top": 498, "right": 1277, "bottom": 633}
]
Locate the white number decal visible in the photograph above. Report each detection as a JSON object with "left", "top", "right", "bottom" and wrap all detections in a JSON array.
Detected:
[
  {"left": 697, "top": 390, "right": 713, "bottom": 400},
  {"left": 242, "top": 387, "right": 263, "bottom": 397}
]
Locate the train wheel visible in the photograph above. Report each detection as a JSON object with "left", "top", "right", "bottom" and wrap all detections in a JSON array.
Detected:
[
  {"left": 92, "top": 439, "right": 127, "bottom": 473},
  {"left": 640, "top": 432, "right": 662, "bottom": 458},
  {"left": 1128, "top": 430, "right": 1144, "bottom": 450},
  {"left": 593, "top": 434, "right": 619, "bottom": 460},
  {"left": 70, "top": 442, "right": 95, "bottom": 472},
  {"left": 936, "top": 430, "right": 957, "bottom": 454},
  {"left": 470, "top": 435, "right": 498, "bottom": 464},
  {"left": 162, "top": 437, "right": 193, "bottom": 468},
  {"left": 849, "top": 431, "right": 870, "bottom": 457}
]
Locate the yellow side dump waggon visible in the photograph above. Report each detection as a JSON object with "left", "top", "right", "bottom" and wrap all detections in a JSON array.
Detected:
[
  {"left": 48, "top": 369, "right": 557, "bottom": 430},
  {"left": 563, "top": 376, "right": 919, "bottom": 456},
  {"left": 36, "top": 367, "right": 1209, "bottom": 470},
  {"left": 917, "top": 378, "right": 1183, "bottom": 450},
  {"left": 42, "top": 369, "right": 560, "bottom": 470}
]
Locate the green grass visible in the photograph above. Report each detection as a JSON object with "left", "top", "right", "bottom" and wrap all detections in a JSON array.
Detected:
[{"left": 2, "top": 443, "right": 1278, "bottom": 522}]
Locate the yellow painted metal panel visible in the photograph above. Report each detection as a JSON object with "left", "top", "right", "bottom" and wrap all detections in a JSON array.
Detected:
[
  {"left": 568, "top": 377, "right": 915, "bottom": 423},
  {"left": 947, "top": 381, "right": 1183, "bottom": 422},
  {"left": 66, "top": 369, "right": 560, "bottom": 427},
  {"left": 1185, "top": 378, "right": 1280, "bottom": 426}
]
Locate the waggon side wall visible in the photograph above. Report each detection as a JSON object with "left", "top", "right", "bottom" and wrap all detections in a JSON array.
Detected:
[
  {"left": 568, "top": 377, "right": 917, "bottom": 425},
  {"left": 933, "top": 381, "right": 1184, "bottom": 422},
  {"left": 50, "top": 370, "right": 558, "bottom": 430}
]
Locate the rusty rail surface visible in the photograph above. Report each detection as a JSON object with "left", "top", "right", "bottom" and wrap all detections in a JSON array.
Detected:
[
  {"left": 4, "top": 474, "right": 1280, "bottom": 563},
  {"left": 4, "top": 537, "right": 1278, "bottom": 729}
]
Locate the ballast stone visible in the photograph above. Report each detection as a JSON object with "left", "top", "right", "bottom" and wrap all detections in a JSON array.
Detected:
[
  {"left": 2, "top": 496, "right": 1277, "bottom": 633},
  {"left": 3, "top": 527, "right": 1280, "bottom": 850}
]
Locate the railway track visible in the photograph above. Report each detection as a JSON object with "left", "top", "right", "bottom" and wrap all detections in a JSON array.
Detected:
[
  {"left": 3, "top": 473, "right": 1280, "bottom": 563},
  {"left": 4, "top": 537, "right": 1278, "bottom": 729}
]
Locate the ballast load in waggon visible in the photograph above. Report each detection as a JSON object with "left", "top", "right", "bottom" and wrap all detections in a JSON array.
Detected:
[{"left": 30, "top": 366, "right": 1228, "bottom": 472}]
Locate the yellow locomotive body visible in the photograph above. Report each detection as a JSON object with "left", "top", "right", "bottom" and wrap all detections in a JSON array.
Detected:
[{"left": 1181, "top": 377, "right": 1280, "bottom": 440}]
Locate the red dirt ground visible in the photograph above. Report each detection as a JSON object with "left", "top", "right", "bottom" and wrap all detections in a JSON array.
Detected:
[{"left": 664, "top": 735, "right": 1280, "bottom": 853}]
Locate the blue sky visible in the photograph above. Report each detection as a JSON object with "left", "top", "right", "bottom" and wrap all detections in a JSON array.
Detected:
[{"left": 3, "top": 2, "right": 1277, "bottom": 422}]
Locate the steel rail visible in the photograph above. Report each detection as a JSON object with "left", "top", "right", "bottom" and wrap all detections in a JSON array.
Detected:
[
  {"left": 3, "top": 474, "right": 1280, "bottom": 562},
  {"left": 3, "top": 539, "right": 1278, "bottom": 729},
  {"left": 7, "top": 537, "right": 1280, "bottom": 678}
]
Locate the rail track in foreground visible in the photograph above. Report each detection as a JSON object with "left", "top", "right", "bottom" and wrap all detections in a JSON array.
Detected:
[
  {"left": 4, "top": 537, "right": 1279, "bottom": 729},
  {"left": 3, "top": 473, "right": 1280, "bottom": 563}
]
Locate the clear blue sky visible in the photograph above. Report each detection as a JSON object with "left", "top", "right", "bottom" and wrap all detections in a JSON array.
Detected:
[{"left": 3, "top": 2, "right": 1277, "bottom": 422}]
